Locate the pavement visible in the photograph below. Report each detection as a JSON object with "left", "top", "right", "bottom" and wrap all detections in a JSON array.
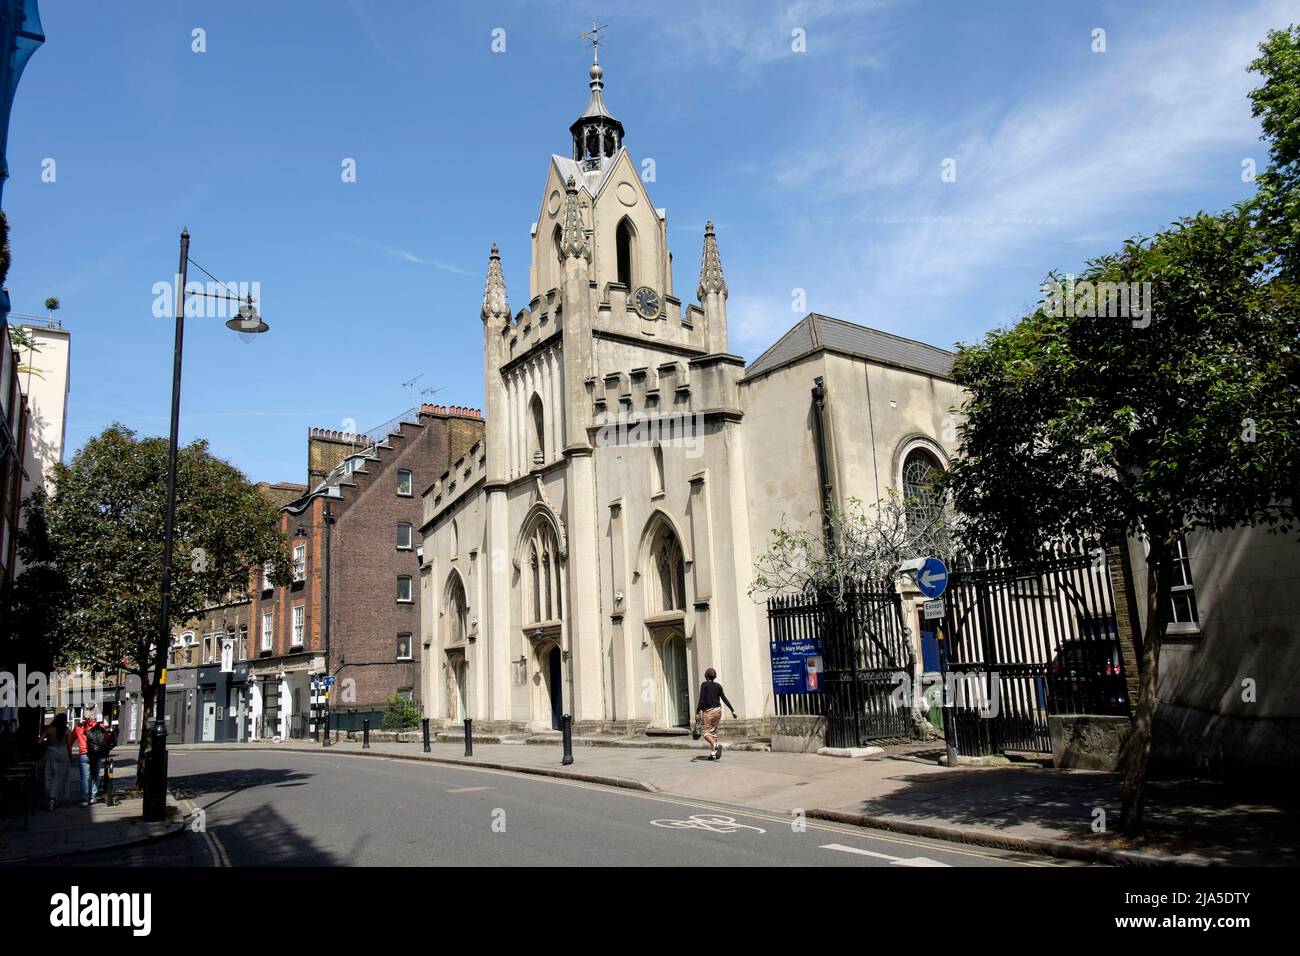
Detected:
[
  {"left": 0, "top": 789, "right": 185, "bottom": 864},
  {"left": 176, "top": 737, "right": 1296, "bottom": 866}
]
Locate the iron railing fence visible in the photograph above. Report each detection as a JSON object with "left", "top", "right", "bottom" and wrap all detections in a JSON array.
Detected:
[{"left": 941, "top": 544, "right": 1127, "bottom": 756}]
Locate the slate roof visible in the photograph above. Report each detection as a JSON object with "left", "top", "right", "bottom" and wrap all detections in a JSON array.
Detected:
[{"left": 744, "top": 313, "right": 955, "bottom": 381}]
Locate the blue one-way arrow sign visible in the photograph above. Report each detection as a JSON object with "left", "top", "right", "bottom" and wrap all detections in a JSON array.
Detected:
[{"left": 916, "top": 557, "right": 949, "bottom": 599}]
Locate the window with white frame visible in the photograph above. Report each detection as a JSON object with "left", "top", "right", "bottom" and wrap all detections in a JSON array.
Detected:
[
  {"left": 261, "top": 611, "right": 273, "bottom": 652},
  {"left": 292, "top": 605, "right": 305, "bottom": 646},
  {"left": 396, "top": 633, "right": 413, "bottom": 660},
  {"left": 397, "top": 575, "right": 413, "bottom": 603},
  {"left": 397, "top": 469, "right": 413, "bottom": 496},
  {"left": 1169, "top": 534, "right": 1199, "bottom": 626},
  {"left": 292, "top": 545, "right": 306, "bottom": 582},
  {"left": 262, "top": 561, "right": 274, "bottom": 591},
  {"left": 396, "top": 522, "right": 413, "bottom": 550}
]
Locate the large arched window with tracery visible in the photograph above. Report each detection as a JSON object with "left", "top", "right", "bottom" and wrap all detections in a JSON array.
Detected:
[
  {"left": 648, "top": 525, "right": 687, "bottom": 613},
  {"left": 902, "top": 449, "right": 945, "bottom": 534},
  {"left": 525, "top": 521, "right": 563, "bottom": 625}
]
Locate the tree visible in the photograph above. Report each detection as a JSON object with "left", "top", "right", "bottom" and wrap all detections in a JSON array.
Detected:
[
  {"left": 1249, "top": 25, "right": 1300, "bottom": 278},
  {"left": 751, "top": 490, "right": 953, "bottom": 600},
  {"left": 751, "top": 491, "right": 955, "bottom": 732},
  {"left": 42, "top": 424, "right": 292, "bottom": 768},
  {"left": 945, "top": 208, "right": 1300, "bottom": 833}
]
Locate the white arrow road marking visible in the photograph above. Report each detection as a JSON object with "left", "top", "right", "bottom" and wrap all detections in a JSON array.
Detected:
[{"left": 821, "top": 843, "right": 951, "bottom": 866}]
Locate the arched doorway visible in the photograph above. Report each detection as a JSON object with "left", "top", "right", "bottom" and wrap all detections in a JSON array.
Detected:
[
  {"left": 453, "top": 656, "right": 468, "bottom": 721},
  {"left": 642, "top": 516, "right": 692, "bottom": 729},
  {"left": 662, "top": 633, "right": 690, "bottom": 728},
  {"left": 547, "top": 645, "right": 563, "bottom": 730},
  {"left": 443, "top": 571, "right": 469, "bottom": 723}
]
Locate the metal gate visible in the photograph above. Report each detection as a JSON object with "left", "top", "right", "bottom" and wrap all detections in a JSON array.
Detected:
[
  {"left": 768, "top": 581, "right": 914, "bottom": 747},
  {"left": 940, "top": 546, "right": 1128, "bottom": 756}
]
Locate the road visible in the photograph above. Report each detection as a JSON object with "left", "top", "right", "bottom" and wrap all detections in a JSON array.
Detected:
[{"left": 31, "top": 749, "right": 1068, "bottom": 867}]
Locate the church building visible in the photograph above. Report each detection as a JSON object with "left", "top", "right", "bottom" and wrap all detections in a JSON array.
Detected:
[{"left": 418, "top": 50, "right": 964, "bottom": 736}]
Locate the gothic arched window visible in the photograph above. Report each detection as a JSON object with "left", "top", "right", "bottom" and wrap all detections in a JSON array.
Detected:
[
  {"left": 445, "top": 575, "right": 468, "bottom": 645},
  {"left": 616, "top": 218, "right": 633, "bottom": 289},
  {"left": 525, "top": 520, "right": 563, "bottom": 625},
  {"left": 530, "top": 394, "right": 546, "bottom": 465},
  {"left": 650, "top": 526, "right": 687, "bottom": 613},
  {"left": 902, "top": 449, "right": 945, "bottom": 533}
]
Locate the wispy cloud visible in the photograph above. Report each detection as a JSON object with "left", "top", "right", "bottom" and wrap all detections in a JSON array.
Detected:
[
  {"left": 337, "top": 234, "right": 470, "bottom": 275},
  {"left": 620, "top": 0, "right": 909, "bottom": 75},
  {"left": 729, "top": 0, "right": 1284, "bottom": 354}
]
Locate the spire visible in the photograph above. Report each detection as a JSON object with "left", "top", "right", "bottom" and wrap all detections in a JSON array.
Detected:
[
  {"left": 481, "top": 242, "right": 510, "bottom": 325},
  {"left": 570, "top": 29, "right": 624, "bottom": 170},
  {"left": 697, "top": 221, "right": 728, "bottom": 300},
  {"left": 559, "top": 176, "right": 591, "bottom": 262}
]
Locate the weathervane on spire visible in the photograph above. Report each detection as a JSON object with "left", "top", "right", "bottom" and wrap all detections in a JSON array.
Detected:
[{"left": 579, "top": 21, "right": 608, "bottom": 63}]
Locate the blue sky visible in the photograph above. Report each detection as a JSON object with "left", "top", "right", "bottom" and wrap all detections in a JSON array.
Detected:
[{"left": 3, "top": 0, "right": 1289, "bottom": 484}]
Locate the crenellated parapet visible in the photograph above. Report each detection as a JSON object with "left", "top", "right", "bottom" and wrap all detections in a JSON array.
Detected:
[
  {"left": 424, "top": 437, "right": 488, "bottom": 526},
  {"left": 586, "top": 353, "right": 746, "bottom": 426}
]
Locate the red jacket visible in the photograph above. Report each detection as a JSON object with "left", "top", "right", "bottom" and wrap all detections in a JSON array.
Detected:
[{"left": 68, "top": 721, "right": 94, "bottom": 755}]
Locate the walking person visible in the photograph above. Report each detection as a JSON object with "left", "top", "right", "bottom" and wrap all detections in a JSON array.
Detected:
[
  {"left": 38, "top": 713, "right": 72, "bottom": 811},
  {"left": 68, "top": 715, "right": 97, "bottom": 807},
  {"left": 695, "top": 667, "right": 737, "bottom": 761},
  {"left": 86, "top": 716, "right": 114, "bottom": 802}
]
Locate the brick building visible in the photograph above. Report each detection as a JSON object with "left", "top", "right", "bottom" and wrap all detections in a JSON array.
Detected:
[
  {"left": 163, "top": 481, "right": 306, "bottom": 743},
  {"left": 247, "top": 404, "right": 483, "bottom": 738}
]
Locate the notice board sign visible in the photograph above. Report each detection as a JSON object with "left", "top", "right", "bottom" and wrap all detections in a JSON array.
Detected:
[{"left": 771, "top": 638, "right": 825, "bottom": 695}]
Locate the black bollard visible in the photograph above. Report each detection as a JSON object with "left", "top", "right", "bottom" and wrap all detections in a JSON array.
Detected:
[
  {"left": 422, "top": 717, "right": 431, "bottom": 753},
  {"left": 463, "top": 718, "right": 473, "bottom": 757},
  {"left": 362, "top": 718, "right": 370, "bottom": 749},
  {"left": 103, "top": 755, "right": 115, "bottom": 807},
  {"left": 561, "top": 713, "right": 574, "bottom": 766}
]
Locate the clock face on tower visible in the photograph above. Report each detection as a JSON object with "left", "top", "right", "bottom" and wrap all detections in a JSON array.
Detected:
[{"left": 634, "top": 286, "right": 660, "bottom": 319}]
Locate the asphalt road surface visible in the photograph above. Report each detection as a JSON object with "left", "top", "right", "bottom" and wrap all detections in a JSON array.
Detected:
[{"left": 29, "top": 749, "right": 1068, "bottom": 867}]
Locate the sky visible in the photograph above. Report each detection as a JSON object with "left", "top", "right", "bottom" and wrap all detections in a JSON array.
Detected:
[{"left": 3, "top": 0, "right": 1290, "bottom": 484}]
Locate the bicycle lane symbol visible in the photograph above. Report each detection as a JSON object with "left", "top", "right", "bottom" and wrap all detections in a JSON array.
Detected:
[{"left": 650, "top": 813, "right": 767, "bottom": 834}]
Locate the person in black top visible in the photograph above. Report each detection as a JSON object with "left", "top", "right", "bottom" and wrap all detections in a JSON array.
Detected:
[{"left": 695, "top": 668, "right": 736, "bottom": 760}]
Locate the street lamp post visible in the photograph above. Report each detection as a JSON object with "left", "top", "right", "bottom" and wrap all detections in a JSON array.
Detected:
[{"left": 142, "top": 228, "right": 268, "bottom": 822}]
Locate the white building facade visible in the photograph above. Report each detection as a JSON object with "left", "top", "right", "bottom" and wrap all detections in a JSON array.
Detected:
[{"left": 419, "top": 56, "right": 964, "bottom": 736}]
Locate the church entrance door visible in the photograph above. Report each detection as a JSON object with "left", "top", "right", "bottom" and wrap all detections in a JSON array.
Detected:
[{"left": 663, "top": 634, "right": 690, "bottom": 728}]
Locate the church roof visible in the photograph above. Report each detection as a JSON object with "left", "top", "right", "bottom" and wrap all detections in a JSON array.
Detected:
[
  {"left": 551, "top": 153, "right": 620, "bottom": 195},
  {"left": 744, "top": 313, "right": 955, "bottom": 381}
]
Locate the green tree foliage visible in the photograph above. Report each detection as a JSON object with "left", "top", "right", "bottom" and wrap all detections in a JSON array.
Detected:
[
  {"left": 946, "top": 208, "right": 1299, "bottom": 832},
  {"left": 1250, "top": 25, "right": 1300, "bottom": 277},
  {"left": 43, "top": 424, "right": 293, "bottom": 761}
]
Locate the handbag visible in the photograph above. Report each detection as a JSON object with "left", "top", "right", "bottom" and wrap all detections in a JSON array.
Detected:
[{"left": 691, "top": 717, "right": 701, "bottom": 740}]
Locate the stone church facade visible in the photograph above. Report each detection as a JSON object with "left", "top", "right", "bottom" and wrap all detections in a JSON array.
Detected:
[{"left": 418, "top": 54, "right": 964, "bottom": 735}]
